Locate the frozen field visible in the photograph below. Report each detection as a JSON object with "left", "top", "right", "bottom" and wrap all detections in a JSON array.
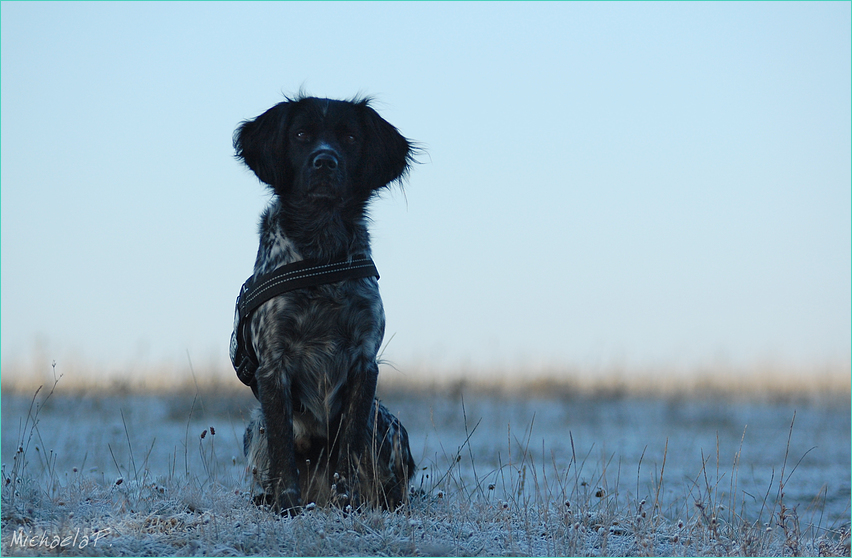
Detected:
[{"left": 1, "top": 383, "right": 849, "bottom": 556}]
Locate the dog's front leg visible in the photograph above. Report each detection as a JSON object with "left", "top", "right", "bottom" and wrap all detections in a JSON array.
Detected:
[
  {"left": 336, "top": 357, "right": 379, "bottom": 509},
  {"left": 257, "top": 368, "right": 302, "bottom": 513}
]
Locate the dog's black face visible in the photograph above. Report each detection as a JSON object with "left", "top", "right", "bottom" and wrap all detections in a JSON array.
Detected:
[
  {"left": 285, "top": 101, "right": 362, "bottom": 207},
  {"left": 235, "top": 97, "right": 411, "bottom": 219}
]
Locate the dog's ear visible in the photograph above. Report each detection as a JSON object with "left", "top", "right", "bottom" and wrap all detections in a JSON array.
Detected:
[
  {"left": 234, "top": 102, "right": 291, "bottom": 187},
  {"left": 359, "top": 104, "right": 413, "bottom": 190}
]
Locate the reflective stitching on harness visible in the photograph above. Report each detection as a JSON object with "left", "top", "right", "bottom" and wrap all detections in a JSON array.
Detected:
[{"left": 243, "top": 259, "right": 374, "bottom": 309}]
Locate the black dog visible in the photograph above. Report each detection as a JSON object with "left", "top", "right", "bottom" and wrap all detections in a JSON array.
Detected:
[{"left": 230, "top": 96, "right": 416, "bottom": 512}]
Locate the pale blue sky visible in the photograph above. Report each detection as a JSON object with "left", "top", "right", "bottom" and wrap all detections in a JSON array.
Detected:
[{"left": 2, "top": 1, "right": 850, "bottom": 380}]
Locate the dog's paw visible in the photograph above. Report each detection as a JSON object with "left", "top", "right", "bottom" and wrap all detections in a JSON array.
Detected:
[
  {"left": 278, "top": 505, "right": 303, "bottom": 517},
  {"left": 253, "top": 492, "right": 275, "bottom": 507},
  {"left": 331, "top": 478, "right": 363, "bottom": 513},
  {"left": 273, "top": 488, "right": 303, "bottom": 515},
  {"left": 253, "top": 488, "right": 303, "bottom": 515}
]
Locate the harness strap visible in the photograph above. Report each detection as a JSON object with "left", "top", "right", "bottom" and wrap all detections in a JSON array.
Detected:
[{"left": 229, "top": 256, "right": 379, "bottom": 393}]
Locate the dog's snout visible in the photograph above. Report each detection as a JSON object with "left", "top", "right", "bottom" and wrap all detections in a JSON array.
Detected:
[{"left": 311, "top": 151, "right": 339, "bottom": 171}]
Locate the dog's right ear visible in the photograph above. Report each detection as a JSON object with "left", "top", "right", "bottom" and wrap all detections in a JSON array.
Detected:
[{"left": 233, "top": 102, "right": 291, "bottom": 187}]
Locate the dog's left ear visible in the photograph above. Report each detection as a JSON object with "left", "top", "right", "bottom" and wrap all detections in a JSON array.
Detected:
[{"left": 359, "top": 104, "right": 413, "bottom": 190}]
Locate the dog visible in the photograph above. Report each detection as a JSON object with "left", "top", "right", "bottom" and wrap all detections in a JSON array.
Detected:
[{"left": 230, "top": 95, "right": 416, "bottom": 513}]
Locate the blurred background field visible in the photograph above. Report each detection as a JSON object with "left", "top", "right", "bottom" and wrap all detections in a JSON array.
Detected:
[{"left": 2, "top": 357, "right": 848, "bottom": 402}]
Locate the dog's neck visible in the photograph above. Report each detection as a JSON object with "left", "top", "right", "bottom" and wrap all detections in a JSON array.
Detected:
[{"left": 253, "top": 199, "right": 372, "bottom": 275}]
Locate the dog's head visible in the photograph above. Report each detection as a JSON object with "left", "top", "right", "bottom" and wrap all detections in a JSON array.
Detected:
[{"left": 234, "top": 96, "right": 413, "bottom": 210}]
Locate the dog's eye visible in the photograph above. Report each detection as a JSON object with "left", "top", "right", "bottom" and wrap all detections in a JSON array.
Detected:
[
  {"left": 294, "top": 131, "right": 311, "bottom": 142},
  {"left": 344, "top": 134, "right": 357, "bottom": 145}
]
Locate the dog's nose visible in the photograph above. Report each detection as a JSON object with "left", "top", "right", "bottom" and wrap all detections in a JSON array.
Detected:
[{"left": 311, "top": 151, "right": 339, "bottom": 171}]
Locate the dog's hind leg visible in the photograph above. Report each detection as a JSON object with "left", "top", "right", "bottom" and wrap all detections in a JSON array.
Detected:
[
  {"left": 256, "top": 365, "right": 302, "bottom": 513},
  {"left": 367, "top": 400, "right": 416, "bottom": 509}
]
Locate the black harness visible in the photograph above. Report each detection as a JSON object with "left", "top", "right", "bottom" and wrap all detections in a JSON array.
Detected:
[{"left": 229, "top": 255, "right": 379, "bottom": 396}]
